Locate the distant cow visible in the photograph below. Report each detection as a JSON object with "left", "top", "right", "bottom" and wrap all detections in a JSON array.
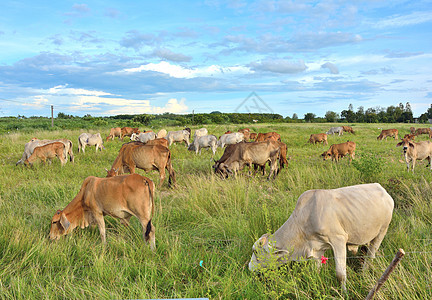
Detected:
[
  {"left": 249, "top": 183, "right": 394, "bottom": 291},
  {"left": 17, "top": 138, "right": 74, "bottom": 165},
  {"left": 326, "top": 127, "right": 344, "bottom": 136},
  {"left": 121, "top": 127, "right": 140, "bottom": 140},
  {"left": 78, "top": 133, "right": 104, "bottom": 153},
  {"left": 213, "top": 141, "right": 280, "bottom": 180},
  {"left": 188, "top": 135, "right": 218, "bottom": 155},
  {"left": 321, "top": 141, "right": 356, "bottom": 162},
  {"left": 403, "top": 134, "right": 416, "bottom": 141},
  {"left": 342, "top": 126, "right": 355, "bottom": 134},
  {"left": 165, "top": 130, "right": 190, "bottom": 146},
  {"left": 415, "top": 127, "right": 432, "bottom": 138},
  {"left": 396, "top": 138, "right": 432, "bottom": 172},
  {"left": 218, "top": 132, "right": 244, "bottom": 148},
  {"left": 49, "top": 174, "right": 156, "bottom": 249},
  {"left": 24, "top": 142, "right": 67, "bottom": 166},
  {"left": 146, "top": 138, "right": 169, "bottom": 148},
  {"left": 255, "top": 132, "right": 281, "bottom": 142},
  {"left": 106, "top": 127, "right": 122, "bottom": 141},
  {"left": 308, "top": 133, "right": 328, "bottom": 145},
  {"left": 410, "top": 127, "right": 416, "bottom": 134},
  {"left": 156, "top": 129, "right": 167, "bottom": 139},
  {"left": 250, "top": 133, "right": 257, "bottom": 141},
  {"left": 238, "top": 128, "right": 251, "bottom": 141},
  {"left": 377, "top": 129, "right": 398, "bottom": 141},
  {"left": 108, "top": 142, "right": 176, "bottom": 188},
  {"left": 193, "top": 128, "right": 208, "bottom": 139},
  {"left": 131, "top": 131, "right": 157, "bottom": 143}
]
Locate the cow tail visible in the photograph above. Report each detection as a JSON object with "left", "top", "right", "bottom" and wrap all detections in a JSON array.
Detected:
[
  {"left": 144, "top": 178, "right": 155, "bottom": 238},
  {"left": 166, "top": 150, "right": 176, "bottom": 187},
  {"left": 68, "top": 141, "right": 74, "bottom": 162}
]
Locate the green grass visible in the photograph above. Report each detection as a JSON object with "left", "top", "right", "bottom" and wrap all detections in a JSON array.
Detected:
[{"left": 1, "top": 123, "right": 431, "bottom": 299}]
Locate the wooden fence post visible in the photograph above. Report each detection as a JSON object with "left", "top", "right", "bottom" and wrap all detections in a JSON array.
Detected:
[{"left": 365, "top": 248, "right": 405, "bottom": 300}]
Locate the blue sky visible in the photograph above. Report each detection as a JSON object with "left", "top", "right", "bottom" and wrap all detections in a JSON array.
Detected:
[{"left": 0, "top": 0, "right": 431, "bottom": 118}]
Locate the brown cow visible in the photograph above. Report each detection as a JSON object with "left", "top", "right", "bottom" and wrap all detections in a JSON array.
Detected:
[
  {"left": 403, "top": 134, "right": 416, "bottom": 141},
  {"left": 49, "top": 174, "right": 156, "bottom": 248},
  {"left": 396, "top": 138, "right": 432, "bottom": 172},
  {"left": 108, "top": 142, "right": 176, "bottom": 188},
  {"left": 321, "top": 141, "right": 356, "bottom": 162},
  {"left": 255, "top": 132, "right": 281, "bottom": 142},
  {"left": 415, "top": 128, "right": 432, "bottom": 138},
  {"left": 24, "top": 142, "right": 67, "bottom": 166},
  {"left": 377, "top": 129, "right": 398, "bottom": 141},
  {"left": 121, "top": 127, "right": 140, "bottom": 140},
  {"left": 147, "top": 138, "right": 169, "bottom": 148},
  {"left": 410, "top": 127, "right": 416, "bottom": 134},
  {"left": 238, "top": 128, "right": 251, "bottom": 141},
  {"left": 254, "top": 140, "right": 289, "bottom": 175},
  {"left": 342, "top": 126, "right": 355, "bottom": 134},
  {"left": 250, "top": 133, "right": 257, "bottom": 140},
  {"left": 308, "top": 133, "right": 328, "bottom": 145},
  {"left": 106, "top": 127, "right": 122, "bottom": 141}
]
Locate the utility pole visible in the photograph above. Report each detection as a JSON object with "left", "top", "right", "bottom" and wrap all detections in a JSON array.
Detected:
[
  {"left": 51, "top": 105, "right": 54, "bottom": 127},
  {"left": 192, "top": 110, "right": 194, "bottom": 125}
]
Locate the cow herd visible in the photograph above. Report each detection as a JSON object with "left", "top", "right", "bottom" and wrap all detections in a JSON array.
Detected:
[{"left": 15, "top": 124, "right": 432, "bottom": 291}]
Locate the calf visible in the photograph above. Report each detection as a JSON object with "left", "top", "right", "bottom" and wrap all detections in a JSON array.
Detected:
[
  {"left": 121, "top": 127, "right": 140, "bottom": 140},
  {"left": 106, "top": 127, "right": 122, "bottom": 141},
  {"left": 321, "top": 141, "right": 356, "bottom": 162},
  {"left": 249, "top": 183, "right": 394, "bottom": 291},
  {"left": 49, "top": 174, "right": 156, "bottom": 249},
  {"left": 24, "top": 142, "right": 67, "bottom": 166},
  {"left": 326, "top": 127, "right": 343, "bottom": 136},
  {"left": 415, "top": 127, "right": 432, "bottom": 138},
  {"left": 396, "top": 138, "right": 432, "bottom": 172},
  {"left": 377, "top": 129, "right": 398, "bottom": 141},
  {"left": 78, "top": 133, "right": 104, "bottom": 153},
  {"left": 308, "top": 133, "right": 328, "bottom": 145},
  {"left": 165, "top": 130, "right": 191, "bottom": 146},
  {"left": 218, "top": 132, "right": 244, "bottom": 148},
  {"left": 156, "top": 129, "right": 167, "bottom": 139},
  {"left": 188, "top": 135, "right": 218, "bottom": 155},
  {"left": 342, "top": 126, "right": 355, "bottom": 134},
  {"left": 131, "top": 131, "right": 156, "bottom": 143}
]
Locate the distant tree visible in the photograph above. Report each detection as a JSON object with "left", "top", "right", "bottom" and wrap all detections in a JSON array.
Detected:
[
  {"left": 210, "top": 111, "right": 222, "bottom": 114},
  {"left": 348, "top": 103, "right": 354, "bottom": 111},
  {"left": 325, "top": 111, "right": 339, "bottom": 122},
  {"left": 356, "top": 106, "right": 365, "bottom": 122},
  {"left": 365, "top": 107, "right": 378, "bottom": 123},
  {"left": 427, "top": 104, "right": 432, "bottom": 119},
  {"left": 133, "top": 114, "right": 154, "bottom": 125},
  {"left": 292, "top": 113, "right": 298, "bottom": 120},
  {"left": 418, "top": 113, "right": 428, "bottom": 123},
  {"left": 304, "top": 113, "right": 316, "bottom": 123}
]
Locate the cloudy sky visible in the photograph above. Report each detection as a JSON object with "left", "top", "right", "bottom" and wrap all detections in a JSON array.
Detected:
[{"left": 0, "top": 0, "right": 431, "bottom": 118}]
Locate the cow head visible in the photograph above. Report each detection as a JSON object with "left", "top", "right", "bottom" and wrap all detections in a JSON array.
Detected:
[
  {"left": 49, "top": 210, "right": 71, "bottom": 240},
  {"left": 396, "top": 139, "right": 415, "bottom": 154},
  {"left": 213, "top": 162, "right": 232, "bottom": 178},
  {"left": 105, "top": 168, "right": 118, "bottom": 177},
  {"left": 321, "top": 151, "right": 331, "bottom": 161},
  {"left": 249, "top": 233, "right": 290, "bottom": 272}
]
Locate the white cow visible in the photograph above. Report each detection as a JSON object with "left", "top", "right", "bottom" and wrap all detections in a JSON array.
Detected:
[
  {"left": 131, "top": 132, "right": 157, "bottom": 144},
  {"left": 16, "top": 138, "right": 74, "bottom": 165},
  {"left": 156, "top": 129, "right": 167, "bottom": 139},
  {"left": 326, "top": 126, "right": 344, "bottom": 136},
  {"left": 193, "top": 128, "right": 208, "bottom": 139},
  {"left": 218, "top": 132, "right": 244, "bottom": 148},
  {"left": 188, "top": 135, "right": 218, "bottom": 155},
  {"left": 396, "top": 139, "right": 432, "bottom": 172},
  {"left": 249, "top": 183, "right": 394, "bottom": 291},
  {"left": 165, "top": 130, "right": 190, "bottom": 146},
  {"left": 78, "top": 133, "right": 104, "bottom": 153}
]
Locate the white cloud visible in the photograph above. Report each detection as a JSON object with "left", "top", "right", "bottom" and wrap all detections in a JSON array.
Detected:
[
  {"left": 122, "top": 61, "right": 252, "bottom": 78},
  {"left": 373, "top": 11, "right": 432, "bottom": 29}
]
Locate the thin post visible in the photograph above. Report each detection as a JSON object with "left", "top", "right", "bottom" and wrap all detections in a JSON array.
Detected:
[
  {"left": 192, "top": 110, "right": 194, "bottom": 125},
  {"left": 51, "top": 105, "right": 54, "bottom": 127},
  {"left": 365, "top": 248, "right": 405, "bottom": 300}
]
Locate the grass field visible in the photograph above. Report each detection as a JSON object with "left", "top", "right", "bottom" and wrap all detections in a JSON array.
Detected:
[{"left": 0, "top": 123, "right": 431, "bottom": 299}]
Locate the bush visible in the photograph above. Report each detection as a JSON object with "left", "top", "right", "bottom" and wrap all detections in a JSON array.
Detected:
[{"left": 352, "top": 152, "right": 384, "bottom": 182}]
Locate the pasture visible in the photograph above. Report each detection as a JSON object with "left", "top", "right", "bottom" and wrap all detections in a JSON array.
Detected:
[{"left": 0, "top": 123, "right": 431, "bottom": 299}]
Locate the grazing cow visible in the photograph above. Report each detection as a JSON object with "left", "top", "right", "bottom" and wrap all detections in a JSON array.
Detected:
[
  {"left": 342, "top": 126, "right": 355, "bottom": 134},
  {"left": 213, "top": 141, "right": 280, "bottom": 180},
  {"left": 131, "top": 131, "right": 157, "bottom": 143},
  {"left": 165, "top": 130, "right": 191, "bottom": 146},
  {"left": 396, "top": 138, "right": 432, "bottom": 172},
  {"left": 254, "top": 141, "right": 289, "bottom": 175},
  {"left": 250, "top": 133, "right": 257, "bottom": 141},
  {"left": 121, "top": 127, "right": 140, "bottom": 140},
  {"left": 193, "top": 128, "right": 208, "bottom": 139},
  {"left": 308, "top": 133, "right": 328, "bottom": 145},
  {"left": 78, "top": 133, "right": 104, "bottom": 153},
  {"left": 106, "top": 127, "right": 122, "bottom": 141},
  {"left": 17, "top": 138, "right": 74, "bottom": 165},
  {"left": 188, "top": 135, "right": 218, "bottom": 155},
  {"left": 238, "top": 128, "right": 251, "bottom": 141},
  {"left": 146, "top": 138, "right": 169, "bottom": 148},
  {"left": 49, "top": 174, "right": 156, "bottom": 249},
  {"left": 218, "top": 132, "right": 244, "bottom": 148},
  {"left": 108, "top": 143, "right": 176, "bottom": 187},
  {"left": 255, "top": 132, "right": 281, "bottom": 142},
  {"left": 326, "top": 127, "right": 344, "bottom": 136},
  {"left": 321, "top": 141, "right": 356, "bottom": 162},
  {"left": 377, "top": 129, "right": 398, "bottom": 141},
  {"left": 184, "top": 127, "right": 192, "bottom": 135},
  {"left": 24, "top": 142, "right": 67, "bottom": 166},
  {"left": 249, "top": 183, "right": 394, "bottom": 291},
  {"left": 156, "top": 129, "right": 167, "bottom": 139},
  {"left": 415, "top": 127, "right": 432, "bottom": 138},
  {"left": 410, "top": 127, "right": 416, "bottom": 134}
]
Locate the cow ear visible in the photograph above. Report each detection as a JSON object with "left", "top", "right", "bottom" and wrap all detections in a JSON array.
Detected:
[
  {"left": 396, "top": 142, "right": 402, "bottom": 147},
  {"left": 60, "top": 214, "right": 71, "bottom": 231},
  {"left": 259, "top": 234, "right": 268, "bottom": 246},
  {"left": 409, "top": 142, "right": 415, "bottom": 148}
]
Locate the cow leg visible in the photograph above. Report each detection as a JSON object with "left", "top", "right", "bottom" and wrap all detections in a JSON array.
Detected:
[
  {"left": 93, "top": 213, "right": 107, "bottom": 243},
  {"left": 412, "top": 159, "right": 416, "bottom": 173},
  {"left": 158, "top": 169, "right": 166, "bottom": 188},
  {"left": 330, "top": 236, "right": 348, "bottom": 291},
  {"left": 139, "top": 219, "right": 155, "bottom": 250},
  {"left": 363, "top": 228, "right": 388, "bottom": 270}
]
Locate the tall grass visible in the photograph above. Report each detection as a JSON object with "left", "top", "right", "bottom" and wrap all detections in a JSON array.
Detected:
[{"left": 0, "top": 123, "right": 431, "bottom": 299}]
